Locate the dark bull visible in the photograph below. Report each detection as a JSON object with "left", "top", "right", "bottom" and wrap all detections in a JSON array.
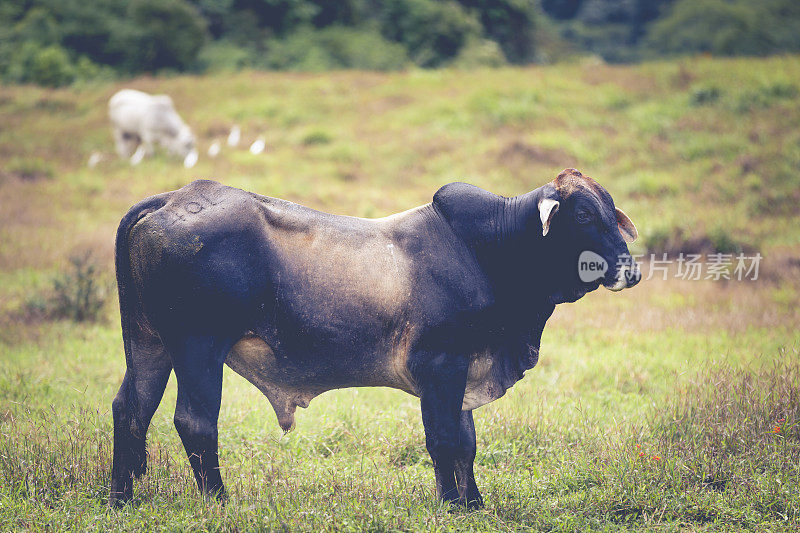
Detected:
[{"left": 109, "top": 168, "right": 639, "bottom": 508}]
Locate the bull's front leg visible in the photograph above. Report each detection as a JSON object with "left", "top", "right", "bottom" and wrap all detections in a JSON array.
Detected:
[{"left": 414, "top": 353, "right": 470, "bottom": 507}]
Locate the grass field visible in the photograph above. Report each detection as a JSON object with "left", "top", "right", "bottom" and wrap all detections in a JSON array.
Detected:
[{"left": 1, "top": 56, "right": 799, "bottom": 531}]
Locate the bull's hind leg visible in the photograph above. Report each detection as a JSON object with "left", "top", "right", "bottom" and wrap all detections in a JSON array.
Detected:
[
  {"left": 113, "top": 129, "right": 139, "bottom": 159},
  {"left": 110, "top": 335, "right": 172, "bottom": 506},
  {"left": 454, "top": 410, "right": 484, "bottom": 509},
  {"left": 166, "top": 334, "right": 233, "bottom": 501}
]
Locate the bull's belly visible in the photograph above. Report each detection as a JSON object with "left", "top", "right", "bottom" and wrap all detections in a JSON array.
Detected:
[
  {"left": 226, "top": 335, "right": 520, "bottom": 430},
  {"left": 225, "top": 335, "right": 416, "bottom": 431}
]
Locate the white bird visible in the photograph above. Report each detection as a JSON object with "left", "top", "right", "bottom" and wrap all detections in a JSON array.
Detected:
[
  {"left": 227, "top": 125, "right": 241, "bottom": 147},
  {"left": 183, "top": 149, "right": 198, "bottom": 168},
  {"left": 87, "top": 152, "right": 103, "bottom": 168},
  {"left": 208, "top": 141, "right": 221, "bottom": 158},
  {"left": 249, "top": 138, "right": 266, "bottom": 155}
]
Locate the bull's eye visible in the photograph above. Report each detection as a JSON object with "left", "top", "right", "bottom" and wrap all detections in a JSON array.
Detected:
[{"left": 576, "top": 209, "right": 593, "bottom": 224}]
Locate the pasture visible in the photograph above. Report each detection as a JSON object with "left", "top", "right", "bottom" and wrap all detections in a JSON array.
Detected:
[{"left": 1, "top": 56, "right": 799, "bottom": 531}]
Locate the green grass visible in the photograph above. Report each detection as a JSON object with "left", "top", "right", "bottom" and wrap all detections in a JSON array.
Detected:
[{"left": 0, "top": 56, "right": 799, "bottom": 530}]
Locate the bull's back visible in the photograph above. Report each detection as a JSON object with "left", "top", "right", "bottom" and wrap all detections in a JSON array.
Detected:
[
  {"left": 109, "top": 89, "right": 180, "bottom": 133},
  {"left": 128, "top": 180, "right": 417, "bottom": 353},
  {"left": 109, "top": 89, "right": 148, "bottom": 128},
  {"left": 260, "top": 197, "right": 414, "bottom": 331}
]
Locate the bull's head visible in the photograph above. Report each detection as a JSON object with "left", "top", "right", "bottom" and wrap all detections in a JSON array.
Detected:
[
  {"left": 165, "top": 124, "right": 198, "bottom": 167},
  {"left": 537, "top": 168, "right": 640, "bottom": 304}
]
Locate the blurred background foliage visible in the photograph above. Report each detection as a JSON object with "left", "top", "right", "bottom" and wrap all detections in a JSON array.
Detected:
[{"left": 1, "top": 0, "right": 800, "bottom": 86}]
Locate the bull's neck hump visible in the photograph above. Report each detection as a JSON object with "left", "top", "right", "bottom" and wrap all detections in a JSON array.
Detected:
[
  {"left": 496, "top": 191, "right": 539, "bottom": 243},
  {"left": 431, "top": 183, "right": 542, "bottom": 248}
]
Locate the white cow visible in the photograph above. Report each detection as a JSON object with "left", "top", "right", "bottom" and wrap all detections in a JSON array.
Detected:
[{"left": 109, "top": 89, "right": 198, "bottom": 167}]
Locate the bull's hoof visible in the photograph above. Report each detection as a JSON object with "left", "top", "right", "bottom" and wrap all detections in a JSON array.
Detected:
[
  {"left": 108, "top": 480, "right": 133, "bottom": 510},
  {"left": 464, "top": 496, "right": 484, "bottom": 510},
  {"left": 202, "top": 487, "right": 228, "bottom": 505},
  {"left": 442, "top": 493, "right": 485, "bottom": 512},
  {"left": 447, "top": 500, "right": 484, "bottom": 512},
  {"left": 108, "top": 493, "right": 130, "bottom": 509}
]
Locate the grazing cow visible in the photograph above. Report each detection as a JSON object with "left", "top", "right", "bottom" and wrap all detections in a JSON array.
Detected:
[
  {"left": 109, "top": 168, "right": 640, "bottom": 508},
  {"left": 108, "top": 89, "right": 198, "bottom": 167}
]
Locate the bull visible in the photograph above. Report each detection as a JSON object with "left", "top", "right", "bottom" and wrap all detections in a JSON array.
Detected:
[
  {"left": 109, "top": 168, "right": 640, "bottom": 508},
  {"left": 108, "top": 89, "right": 198, "bottom": 168}
]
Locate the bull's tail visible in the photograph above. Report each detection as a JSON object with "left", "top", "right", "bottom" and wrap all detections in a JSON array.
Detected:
[
  {"left": 111, "top": 192, "right": 173, "bottom": 502},
  {"left": 115, "top": 192, "right": 171, "bottom": 375}
]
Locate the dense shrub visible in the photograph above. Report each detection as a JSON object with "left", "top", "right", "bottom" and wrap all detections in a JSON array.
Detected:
[
  {"left": 542, "top": 0, "right": 800, "bottom": 62},
  {"left": 4, "top": 0, "right": 800, "bottom": 84},
  {"left": 0, "top": 0, "right": 207, "bottom": 84},
  {"left": 689, "top": 86, "right": 722, "bottom": 106},
  {"left": 543, "top": 0, "right": 674, "bottom": 62},
  {"left": 378, "top": 0, "right": 482, "bottom": 67},
  {"left": 453, "top": 0, "right": 538, "bottom": 63},
  {"left": 262, "top": 26, "right": 409, "bottom": 71},
  {"left": 51, "top": 254, "right": 109, "bottom": 322},
  {"left": 645, "top": 0, "right": 774, "bottom": 57},
  {"left": 25, "top": 254, "right": 109, "bottom": 322},
  {"left": 3, "top": 43, "right": 75, "bottom": 87},
  {"left": 0, "top": 0, "right": 537, "bottom": 81},
  {"left": 122, "top": 0, "right": 208, "bottom": 72},
  {"left": 452, "top": 37, "right": 507, "bottom": 68},
  {"left": 194, "top": 40, "right": 254, "bottom": 72}
]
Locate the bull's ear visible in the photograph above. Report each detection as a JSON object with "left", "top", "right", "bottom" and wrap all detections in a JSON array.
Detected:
[
  {"left": 615, "top": 207, "right": 638, "bottom": 243},
  {"left": 539, "top": 198, "right": 560, "bottom": 237}
]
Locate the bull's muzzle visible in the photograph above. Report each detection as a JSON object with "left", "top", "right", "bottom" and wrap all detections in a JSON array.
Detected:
[{"left": 606, "top": 260, "right": 641, "bottom": 291}]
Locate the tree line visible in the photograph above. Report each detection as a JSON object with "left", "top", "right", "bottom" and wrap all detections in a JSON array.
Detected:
[{"left": 1, "top": 0, "right": 799, "bottom": 87}]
